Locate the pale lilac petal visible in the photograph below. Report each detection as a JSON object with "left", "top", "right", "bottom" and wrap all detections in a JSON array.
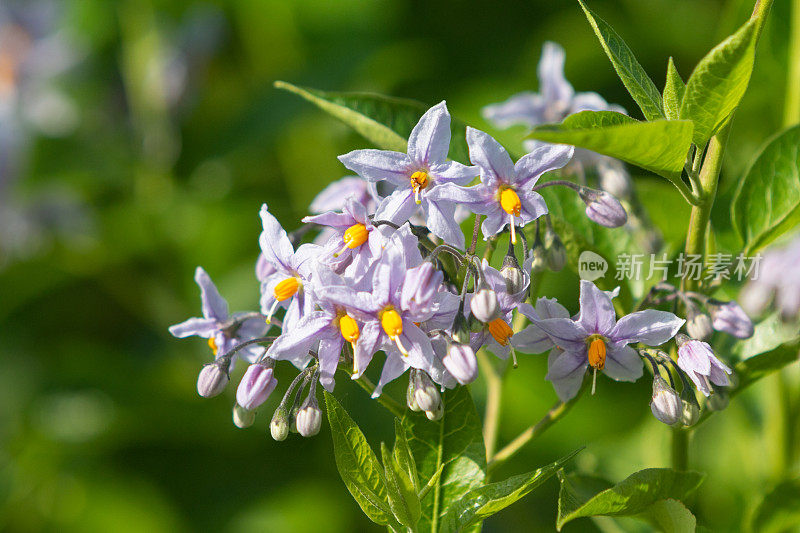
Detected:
[
  {"left": 708, "top": 357, "right": 732, "bottom": 387},
  {"left": 428, "top": 160, "right": 477, "bottom": 185},
  {"left": 425, "top": 182, "right": 489, "bottom": 207},
  {"left": 512, "top": 323, "right": 554, "bottom": 353},
  {"left": 425, "top": 199, "right": 464, "bottom": 248},
  {"left": 320, "top": 288, "right": 378, "bottom": 319},
  {"left": 480, "top": 208, "right": 507, "bottom": 239},
  {"left": 302, "top": 210, "right": 355, "bottom": 228},
  {"left": 610, "top": 310, "right": 683, "bottom": 346},
  {"left": 466, "top": 127, "right": 515, "bottom": 184},
  {"left": 375, "top": 188, "right": 417, "bottom": 225},
  {"left": 353, "top": 321, "right": 382, "bottom": 379},
  {"left": 519, "top": 191, "right": 549, "bottom": 221},
  {"left": 482, "top": 92, "right": 547, "bottom": 128},
  {"left": 195, "top": 267, "right": 229, "bottom": 321},
  {"left": 338, "top": 149, "right": 412, "bottom": 186},
  {"left": 372, "top": 354, "right": 410, "bottom": 397},
  {"left": 309, "top": 176, "right": 368, "bottom": 214},
  {"left": 538, "top": 41, "right": 574, "bottom": 105},
  {"left": 515, "top": 144, "right": 574, "bottom": 187},
  {"left": 408, "top": 101, "right": 451, "bottom": 165},
  {"left": 168, "top": 317, "right": 217, "bottom": 338},
  {"left": 234, "top": 315, "right": 269, "bottom": 341},
  {"left": 603, "top": 345, "right": 643, "bottom": 382},
  {"left": 292, "top": 243, "right": 324, "bottom": 279},
  {"left": 577, "top": 280, "right": 616, "bottom": 335},
  {"left": 318, "top": 337, "right": 343, "bottom": 392},
  {"left": 270, "top": 312, "right": 331, "bottom": 357},
  {"left": 399, "top": 320, "right": 436, "bottom": 371},
  {"left": 535, "top": 297, "right": 571, "bottom": 319},
  {"left": 546, "top": 349, "right": 587, "bottom": 402},
  {"left": 533, "top": 317, "right": 588, "bottom": 354},
  {"left": 259, "top": 204, "right": 294, "bottom": 272}
]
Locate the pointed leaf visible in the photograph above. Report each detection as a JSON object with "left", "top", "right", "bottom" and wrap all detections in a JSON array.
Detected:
[
  {"left": 324, "top": 391, "right": 393, "bottom": 526},
  {"left": 527, "top": 110, "right": 693, "bottom": 179},
  {"left": 577, "top": 0, "right": 665, "bottom": 121},
  {"left": 382, "top": 442, "right": 422, "bottom": 529},
  {"left": 274, "top": 80, "right": 470, "bottom": 163},
  {"left": 439, "top": 449, "right": 582, "bottom": 533},
  {"left": 394, "top": 418, "right": 420, "bottom": 493},
  {"left": 637, "top": 499, "right": 697, "bottom": 533},
  {"left": 556, "top": 468, "right": 704, "bottom": 530},
  {"left": 732, "top": 125, "right": 800, "bottom": 255},
  {"left": 663, "top": 57, "right": 686, "bottom": 121},
  {"left": 401, "top": 387, "right": 486, "bottom": 533},
  {"left": 418, "top": 464, "right": 445, "bottom": 501},
  {"left": 679, "top": 18, "right": 758, "bottom": 146}
]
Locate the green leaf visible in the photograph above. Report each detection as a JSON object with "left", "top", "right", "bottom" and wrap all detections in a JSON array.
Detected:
[
  {"left": 381, "top": 442, "right": 422, "bottom": 529},
  {"left": 556, "top": 468, "right": 704, "bottom": 530},
  {"left": 274, "top": 80, "right": 470, "bottom": 163},
  {"left": 439, "top": 449, "right": 582, "bottom": 533},
  {"left": 394, "top": 419, "right": 420, "bottom": 493},
  {"left": 401, "top": 387, "right": 486, "bottom": 533},
  {"left": 750, "top": 478, "right": 800, "bottom": 533},
  {"left": 679, "top": 18, "right": 758, "bottom": 146},
  {"left": 526, "top": 111, "right": 693, "bottom": 179},
  {"left": 324, "top": 391, "right": 394, "bottom": 526},
  {"left": 663, "top": 57, "right": 686, "bottom": 121},
  {"left": 577, "top": 0, "right": 665, "bottom": 121},
  {"left": 732, "top": 125, "right": 800, "bottom": 255},
  {"left": 638, "top": 499, "right": 697, "bottom": 533}
]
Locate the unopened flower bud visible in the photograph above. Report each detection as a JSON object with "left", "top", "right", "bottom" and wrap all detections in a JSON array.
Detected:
[
  {"left": 401, "top": 261, "right": 443, "bottom": 315},
  {"left": 270, "top": 406, "right": 290, "bottom": 441},
  {"left": 425, "top": 401, "right": 443, "bottom": 421},
  {"left": 412, "top": 370, "right": 441, "bottom": 412},
  {"left": 443, "top": 342, "right": 478, "bottom": 385},
  {"left": 650, "top": 375, "right": 682, "bottom": 426},
  {"left": 295, "top": 395, "right": 322, "bottom": 437},
  {"left": 233, "top": 404, "right": 256, "bottom": 429},
  {"left": 500, "top": 253, "right": 526, "bottom": 295},
  {"left": 450, "top": 312, "right": 472, "bottom": 345},
  {"left": 706, "top": 389, "right": 729, "bottom": 411},
  {"left": 707, "top": 299, "right": 754, "bottom": 339},
  {"left": 579, "top": 187, "right": 628, "bottom": 228},
  {"left": 543, "top": 228, "right": 566, "bottom": 271},
  {"left": 681, "top": 398, "right": 700, "bottom": 427},
  {"left": 470, "top": 287, "right": 500, "bottom": 323},
  {"left": 530, "top": 242, "right": 547, "bottom": 274},
  {"left": 197, "top": 362, "right": 229, "bottom": 398},
  {"left": 686, "top": 306, "right": 713, "bottom": 341},
  {"left": 236, "top": 363, "right": 277, "bottom": 411},
  {"left": 406, "top": 376, "right": 421, "bottom": 411}
]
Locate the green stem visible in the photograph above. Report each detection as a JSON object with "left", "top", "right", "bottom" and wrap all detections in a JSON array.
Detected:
[
  {"left": 786, "top": 0, "right": 800, "bottom": 127},
  {"left": 671, "top": 428, "right": 689, "bottom": 471},
  {"left": 488, "top": 387, "right": 584, "bottom": 473},
  {"left": 478, "top": 349, "right": 502, "bottom": 462}
]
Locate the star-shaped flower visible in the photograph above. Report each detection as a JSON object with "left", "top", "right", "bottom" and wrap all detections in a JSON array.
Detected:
[{"left": 338, "top": 101, "right": 476, "bottom": 247}]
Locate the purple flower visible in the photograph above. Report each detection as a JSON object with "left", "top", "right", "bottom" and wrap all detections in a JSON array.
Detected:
[
  {"left": 258, "top": 204, "right": 322, "bottom": 329},
  {"left": 676, "top": 335, "right": 732, "bottom": 396},
  {"left": 338, "top": 101, "right": 476, "bottom": 247},
  {"left": 303, "top": 196, "right": 388, "bottom": 281},
  {"left": 432, "top": 128, "right": 572, "bottom": 243},
  {"left": 321, "top": 231, "right": 447, "bottom": 396},
  {"left": 532, "top": 280, "right": 684, "bottom": 401},
  {"left": 169, "top": 266, "right": 267, "bottom": 365},
  {"left": 707, "top": 299, "right": 754, "bottom": 339}
]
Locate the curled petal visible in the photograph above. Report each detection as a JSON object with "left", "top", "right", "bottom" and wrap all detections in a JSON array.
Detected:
[
  {"left": 338, "top": 149, "right": 411, "bottom": 186},
  {"left": 577, "top": 279, "right": 617, "bottom": 335},
  {"left": 466, "top": 127, "right": 515, "bottom": 185},
  {"left": 169, "top": 317, "right": 218, "bottom": 338},
  {"left": 195, "top": 267, "right": 229, "bottom": 321},
  {"left": 425, "top": 199, "right": 464, "bottom": 248},
  {"left": 610, "top": 309, "right": 684, "bottom": 346},
  {"left": 408, "top": 101, "right": 451, "bottom": 165},
  {"left": 514, "top": 144, "right": 574, "bottom": 188}
]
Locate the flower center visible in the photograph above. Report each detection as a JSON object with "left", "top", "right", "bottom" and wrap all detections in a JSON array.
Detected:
[
  {"left": 343, "top": 223, "right": 368, "bottom": 248},
  {"left": 488, "top": 318, "right": 513, "bottom": 346},
  {"left": 273, "top": 277, "right": 300, "bottom": 301},
  {"left": 207, "top": 337, "right": 219, "bottom": 355},
  {"left": 499, "top": 187, "right": 521, "bottom": 244},
  {"left": 410, "top": 171, "right": 430, "bottom": 205},
  {"left": 380, "top": 306, "right": 408, "bottom": 356},
  {"left": 587, "top": 335, "right": 606, "bottom": 370}
]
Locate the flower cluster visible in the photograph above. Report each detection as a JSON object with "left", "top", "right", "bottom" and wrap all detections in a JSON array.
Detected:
[{"left": 170, "top": 93, "right": 744, "bottom": 436}]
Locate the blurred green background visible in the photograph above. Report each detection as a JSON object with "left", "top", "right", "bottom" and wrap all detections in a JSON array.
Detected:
[{"left": 0, "top": 0, "right": 795, "bottom": 531}]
